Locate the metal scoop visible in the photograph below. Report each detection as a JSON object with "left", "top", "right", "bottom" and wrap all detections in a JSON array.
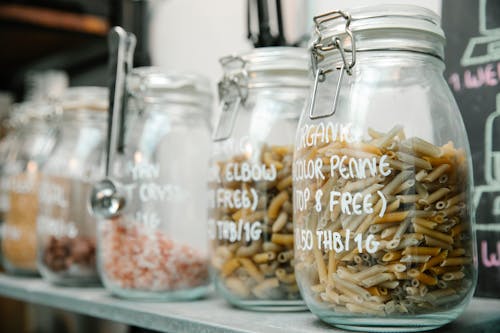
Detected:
[{"left": 90, "top": 26, "right": 136, "bottom": 219}]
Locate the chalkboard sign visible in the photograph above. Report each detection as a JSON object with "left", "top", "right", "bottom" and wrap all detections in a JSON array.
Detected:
[{"left": 443, "top": 0, "right": 500, "bottom": 298}]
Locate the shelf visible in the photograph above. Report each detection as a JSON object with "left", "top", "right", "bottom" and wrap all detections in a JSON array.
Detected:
[
  {"left": 0, "top": 4, "right": 109, "bottom": 36},
  {"left": 0, "top": 274, "right": 498, "bottom": 333}
]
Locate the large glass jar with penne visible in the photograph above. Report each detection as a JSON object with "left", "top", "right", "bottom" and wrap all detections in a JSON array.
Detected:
[
  {"left": 210, "top": 47, "right": 310, "bottom": 310},
  {"left": 293, "top": 5, "right": 477, "bottom": 332}
]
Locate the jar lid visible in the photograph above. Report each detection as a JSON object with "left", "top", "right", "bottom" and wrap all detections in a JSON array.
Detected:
[
  {"left": 127, "top": 67, "right": 212, "bottom": 106},
  {"left": 9, "top": 101, "right": 58, "bottom": 127},
  {"left": 228, "top": 47, "right": 309, "bottom": 72},
  {"left": 60, "top": 87, "right": 108, "bottom": 112},
  {"left": 313, "top": 5, "right": 445, "bottom": 62},
  {"left": 220, "top": 47, "right": 310, "bottom": 89}
]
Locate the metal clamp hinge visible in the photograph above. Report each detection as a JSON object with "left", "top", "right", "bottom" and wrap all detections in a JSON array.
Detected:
[
  {"left": 309, "top": 10, "right": 356, "bottom": 120},
  {"left": 213, "top": 56, "right": 249, "bottom": 141}
]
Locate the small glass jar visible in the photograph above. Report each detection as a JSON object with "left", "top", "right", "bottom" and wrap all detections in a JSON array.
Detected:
[
  {"left": 97, "top": 68, "right": 213, "bottom": 300},
  {"left": 209, "top": 47, "right": 310, "bottom": 311},
  {"left": 1, "top": 102, "right": 57, "bottom": 275},
  {"left": 293, "top": 5, "right": 476, "bottom": 332},
  {"left": 37, "top": 87, "right": 107, "bottom": 286}
]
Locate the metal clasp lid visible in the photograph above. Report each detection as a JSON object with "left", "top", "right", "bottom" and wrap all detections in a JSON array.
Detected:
[
  {"left": 309, "top": 10, "right": 356, "bottom": 120},
  {"left": 213, "top": 56, "right": 249, "bottom": 141}
]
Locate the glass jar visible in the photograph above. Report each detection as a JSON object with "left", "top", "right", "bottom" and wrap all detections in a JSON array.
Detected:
[
  {"left": 0, "top": 128, "right": 16, "bottom": 264},
  {"left": 2, "top": 102, "right": 57, "bottom": 275},
  {"left": 209, "top": 47, "right": 310, "bottom": 311},
  {"left": 293, "top": 5, "right": 476, "bottom": 332},
  {"left": 96, "top": 68, "right": 212, "bottom": 300},
  {"left": 37, "top": 87, "right": 107, "bottom": 285}
]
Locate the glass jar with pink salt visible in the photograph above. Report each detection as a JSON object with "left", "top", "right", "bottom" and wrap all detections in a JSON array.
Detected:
[{"left": 94, "top": 67, "right": 213, "bottom": 300}]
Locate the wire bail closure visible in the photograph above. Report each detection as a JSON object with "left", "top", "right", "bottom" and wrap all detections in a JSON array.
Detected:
[
  {"left": 309, "top": 10, "right": 356, "bottom": 120},
  {"left": 213, "top": 56, "right": 249, "bottom": 141}
]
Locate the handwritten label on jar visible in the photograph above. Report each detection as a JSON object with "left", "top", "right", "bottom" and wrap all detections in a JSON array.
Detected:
[
  {"left": 295, "top": 228, "right": 380, "bottom": 253},
  {"left": 37, "top": 176, "right": 88, "bottom": 238},
  {"left": 123, "top": 161, "right": 190, "bottom": 229},
  {"left": 208, "top": 139, "right": 294, "bottom": 244},
  {"left": 208, "top": 159, "right": 266, "bottom": 242},
  {"left": 293, "top": 122, "right": 395, "bottom": 254},
  {"left": 208, "top": 219, "right": 262, "bottom": 242}
]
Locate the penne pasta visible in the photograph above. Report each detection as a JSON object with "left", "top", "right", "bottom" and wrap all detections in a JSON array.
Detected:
[
  {"left": 419, "top": 187, "right": 451, "bottom": 205},
  {"left": 423, "top": 164, "right": 450, "bottom": 182},
  {"left": 406, "top": 137, "right": 443, "bottom": 158},
  {"left": 396, "top": 152, "right": 433, "bottom": 170},
  {"left": 442, "top": 271, "right": 464, "bottom": 281},
  {"left": 413, "top": 217, "right": 438, "bottom": 229},
  {"left": 413, "top": 224, "right": 454, "bottom": 244},
  {"left": 373, "top": 211, "right": 410, "bottom": 224},
  {"left": 291, "top": 126, "right": 472, "bottom": 317},
  {"left": 403, "top": 247, "right": 441, "bottom": 256}
]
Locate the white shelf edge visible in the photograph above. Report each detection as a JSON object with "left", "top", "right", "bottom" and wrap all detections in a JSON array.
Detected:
[{"left": 0, "top": 274, "right": 499, "bottom": 333}]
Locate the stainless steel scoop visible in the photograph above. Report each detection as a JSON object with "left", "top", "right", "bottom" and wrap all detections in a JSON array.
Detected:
[{"left": 90, "top": 27, "right": 136, "bottom": 219}]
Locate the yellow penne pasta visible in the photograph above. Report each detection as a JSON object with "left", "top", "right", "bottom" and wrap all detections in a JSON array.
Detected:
[
  {"left": 419, "top": 187, "right": 451, "bottom": 205},
  {"left": 415, "top": 169, "right": 428, "bottom": 182},
  {"left": 373, "top": 211, "right": 410, "bottom": 224},
  {"left": 396, "top": 151, "right": 432, "bottom": 170},
  {"left": 382, "top": 170, "right": 413, "bottom": 195},
  {"left": 442, "top": 271, "right": 465, "bottom": 281},
  {"left": 413, "top": 217, "right": 438, "bottom": 229},
  {"left": 407, "top": 137, "right": 443, "bottom": 158},
  {"left": 446, "top": 192, "right": 466, "bottom": 208},
  {"left": 408, "top": 269, "right": 437, "bottom": 286},
  {"left": 423, "top": 164, "right": 450, "bottom": 182},
  {"left": 440, "top": 257, "right": 471, "bottom": 267},
  {"left": 382, "top": 251, "right": 402, "bottom": 262},
  {"left": 403, "top": 247, "right": 441, "bottom": 256},
  {"left": 413, "top": 224, "right": 454, "bottom": 244},
  {"left": 376, "top": 125, "right": 403, "bottom": 148}
]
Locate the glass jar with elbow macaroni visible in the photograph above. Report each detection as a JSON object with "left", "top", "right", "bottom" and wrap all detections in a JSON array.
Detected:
[
  {"left": 293, "top": 5, "right": 477, "bottom": 332},
  {"left": 209, "top": 47, "right": 310, "bottom": 310},
  {"left": 1, "top": 101, "right": 58, "bottom": 275},
  {"left": 37, "top": 87, "right": 107, "bottom": 286},
  {"left": 96, "top": 68, "right": 213, "bottom": 300}
]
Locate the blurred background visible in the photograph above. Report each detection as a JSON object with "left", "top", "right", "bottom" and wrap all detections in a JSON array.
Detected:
[{"left": 0, "top": 0, "right": 441, "bottom": 104}]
